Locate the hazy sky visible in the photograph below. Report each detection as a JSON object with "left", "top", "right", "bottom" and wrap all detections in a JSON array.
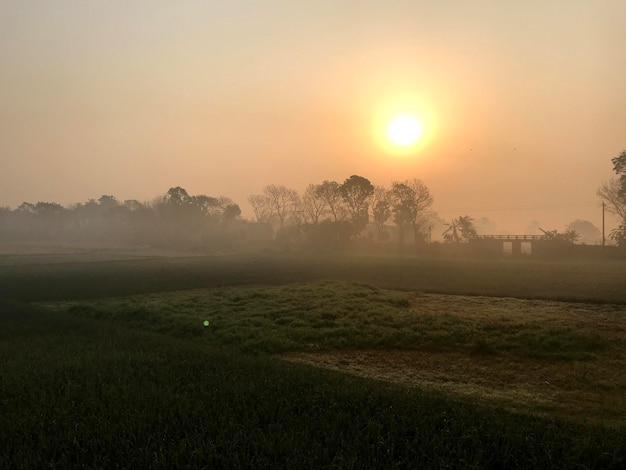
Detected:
[{"left": 2, "top": 1, "right": 625, "bottom": 233}]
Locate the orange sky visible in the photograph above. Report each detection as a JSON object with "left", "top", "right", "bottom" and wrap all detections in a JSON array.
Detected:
[{"left": 1, "top": 1, "right": 625, "bottom": 234}]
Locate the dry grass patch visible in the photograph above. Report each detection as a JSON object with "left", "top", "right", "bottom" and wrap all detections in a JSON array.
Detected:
[{"left": 282, "top": 349, "right": 626, "bottom": 426}]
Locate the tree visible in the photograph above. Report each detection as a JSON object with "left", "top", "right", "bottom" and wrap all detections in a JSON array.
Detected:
[
  {"left": 372, "top": 200, "right": 391, "bottom": 242},
  {"left": 98, "top": 195, "right": 118, "bottom": 210},
  {"left": 610, "top": 225, "right": 626, "bottom": 246},
  {"left": 540, "top": 228, "right": 580, "bottom": 244},
  {"left": 123, "top": 199, "right": 145, "bottom": 211},
  {"left": 457, "top": 216, "right": 478, "bottom": 241},
  {"left": 598, "top": 151, "right": 626, "bottom": 245},
  {"left": 598, "top": 179, "right": 626, "bottom": 222},
  {"left": 248, "top": 194, "right": 272, "bottom": 223},
  {"left": 223, "top": 204, "right": 241, "bottom": 221},
  {"left": 341, "top": 175, "right": 374, "bottom": 236},
  {"left": 612, "top": 150, "right": 626, "bottom": 198},
  {"left": 389, "top": 179, "right": 433, "bottom": 246},
  {"left": 443, "top": 216, "right": 477, "bottom": 243},
  {"left": 34, "top": 201, "right": 66, "bottom": 218},
  {"left": 301, "top": 184, "right": 326, "bottom": 225},
  {"left": 163, "top": 186, "right": 191, "bottom": 206},
  {"left": 16, "top": 202, "right": 36, "bottom": 214},
  {"left": 389, "top": 182, "right": 415, "bottom": 246},
  {"left": 566, "top": 220, "right": 602, "bottom": 245},
  {"left": 263, "top": 184, "right": 299, "bottom": 228},
  {"left": 442, "top": 219, "right": 460, "bottom": 244},
  {"left": 316, "top": 180, "right": 345, "bottom": 221},
  {"left": 191, "top": 195, "right": 222, "bottom": 217}
]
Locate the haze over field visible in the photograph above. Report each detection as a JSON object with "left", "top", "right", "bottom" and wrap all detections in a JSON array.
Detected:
[{"left": 2, "top": 1, "right": 625, "bottom": 233}]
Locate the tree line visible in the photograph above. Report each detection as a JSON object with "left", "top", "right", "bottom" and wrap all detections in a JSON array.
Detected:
[
  {"left": 247, "top": 175, "right": 435, "bottom": 247},
  {"left": 0, "top": 175, "right": 441, "bottom": 250},
  {"left": 2, "top": 150, "right": 624, "bottom": 251},
  {"left": 0, "top": 187, "right": 243, "bottom": 249}
]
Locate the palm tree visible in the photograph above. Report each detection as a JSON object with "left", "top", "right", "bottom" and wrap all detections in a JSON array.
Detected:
[
  {"left": 443, "top": 216, "right": 477, "bottom": 243},
  {"left": 442, "top": 219, "right": 460, "bottom": 243}
]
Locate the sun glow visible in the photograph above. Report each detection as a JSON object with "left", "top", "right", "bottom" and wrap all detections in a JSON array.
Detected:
[
  {"left": 371, "top": 95, "right": 437, "bottom": 157},
  {"left": 387, "top": 114, "right": 423, "bottom": 146}
]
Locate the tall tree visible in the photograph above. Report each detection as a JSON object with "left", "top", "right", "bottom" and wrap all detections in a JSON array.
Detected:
[
  {"left": 341, "top": 175, "right": 374, "bottom": 236},
  {"left": 301, "top": 184, "right": 326, "bottom": 225},
  {"left": 389, "top": 179, "right": 433, "bottom": 245},
  {"left": 191, "top": 195, "right": 221, "bottom": 217},
  {"left": 316, "top": 181, "right": 344, "bottom": 221},
  {"left": 389, "top": 182, "right": 415, "bottom": 246},
  {"left": 263, "top": 184, "right": 299, "bottom": 228},
  {"left": 372, "top": 200, "right": 391, "bottom": 242},
  {"left": 163, "top": 186, "right": 191, "bottom": 206},
  {"left": 248, "top": 194, "right": 272, "bottom": 223}
]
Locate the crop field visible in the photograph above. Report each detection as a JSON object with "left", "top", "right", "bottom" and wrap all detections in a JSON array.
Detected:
[{"left": 2, "top": 250, "right": 626, "bottom": 467}]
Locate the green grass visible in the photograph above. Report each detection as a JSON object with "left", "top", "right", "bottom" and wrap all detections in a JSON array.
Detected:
[
  {"left": 2, "top": 302, "right": 625, "bottom": 469},
  {"left": 42, "top": 281, "right": 623, "bottom": 361}
]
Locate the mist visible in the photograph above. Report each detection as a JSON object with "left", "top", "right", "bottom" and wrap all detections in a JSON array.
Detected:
[{"left": 2, "top": 2, "right": 626, "bottom": 468}]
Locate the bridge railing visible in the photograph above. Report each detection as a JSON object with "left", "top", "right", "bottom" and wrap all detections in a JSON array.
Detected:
[{"left": 469, "top": 235, "right": 548, "bottom": 241}]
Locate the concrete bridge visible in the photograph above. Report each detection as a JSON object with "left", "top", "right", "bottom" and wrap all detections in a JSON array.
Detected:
[{"left": 468, "top": 235, "right": 554, "bottom": 257}]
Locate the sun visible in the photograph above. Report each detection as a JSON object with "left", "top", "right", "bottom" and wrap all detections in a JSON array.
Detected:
[
  {"left": 387, "top": 113, "right": 423, "bottom": 147},
  {"left": 370, "top": 95, "right": 436, "bottom": 157}
]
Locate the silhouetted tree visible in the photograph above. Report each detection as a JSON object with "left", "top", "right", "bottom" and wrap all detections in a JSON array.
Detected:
[
  {"left": 389, "top": 179, "right": 433, "bottom": 246},
  {"left": 540, "top": 228, "right": 580, "bottom": 244},
  {"left": 443, "top": 216, "right": 477, "bottom": 243},
  {"left": 17, "top": 202, "right": 36, "bottom": 214},
  {"left": 566, "top": 220, "right": 602, "bottom": 245},
  {"left": 223, "top": 204, "right": 241, "bottom": 221},
  {"left": 34, "top": 202, "right": 66, "bottom": 218},
  {"left": 457, "top": 216, "right": 477, "bottom": 241},
  {"left": 263, "top": 184, "right": 299, "bottom": 229},
  {"left": 316, "top": 181, "right": 345, "bottom": 221},
  {"left": 301, "top": 184, "right": 326, "bottom": 225},
  {"left": 248, "top": 194, "right": 272, "bottom": 223},
  {"left": 341, "top": 175, "right": 374, "bottom": 237},
  {"left": 163, "top": 186, "right": 191, "bottom": 206},
  {"left": 442, "top": 220, "right": 460, "bottom": 244},
  {"left": 612, "top": 150, "right": 626, "bottom": 199},
  {"left": 610, "top": 225, "right": 626, "bottom": 246},
  {"left": 123, "top": 199, "right": 145, "bottom": 211},
  {"left": 389, "top": 182, "right": 415, "bottom": 246},
  {"left": 98, "top": 195, "right": 118, "bottom": 210},
  {"left": 598, "top": 150, "right": 626, "bottom": 245},
  {"left": 191, "top": 195, "right": 222, "bottom": 218},
  {"left": 372, "top": 200, "right": 391, "bottom": 242}
]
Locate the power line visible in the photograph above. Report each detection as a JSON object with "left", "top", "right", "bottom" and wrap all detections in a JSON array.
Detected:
[{"left": 434, "top": 202, "right": 599, "bottom": 214}]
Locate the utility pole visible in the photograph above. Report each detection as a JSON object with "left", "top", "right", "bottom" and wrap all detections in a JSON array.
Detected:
[{"left": 602, "top": 201, "right": 605, "bottom": 247}]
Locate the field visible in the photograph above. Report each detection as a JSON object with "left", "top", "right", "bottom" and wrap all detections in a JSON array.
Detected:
[{"left": 1, "top": 248, "right": 626, "bottom": 467}]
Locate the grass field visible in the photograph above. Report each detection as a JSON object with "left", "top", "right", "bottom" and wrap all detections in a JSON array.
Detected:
[{"left": 2, "top": 250, "right": 626, "bottom": 467}]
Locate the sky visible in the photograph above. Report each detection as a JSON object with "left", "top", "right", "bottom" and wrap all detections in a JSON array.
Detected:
[{"left": 1, "top": 0, "right": 625, "bottom": 234}]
